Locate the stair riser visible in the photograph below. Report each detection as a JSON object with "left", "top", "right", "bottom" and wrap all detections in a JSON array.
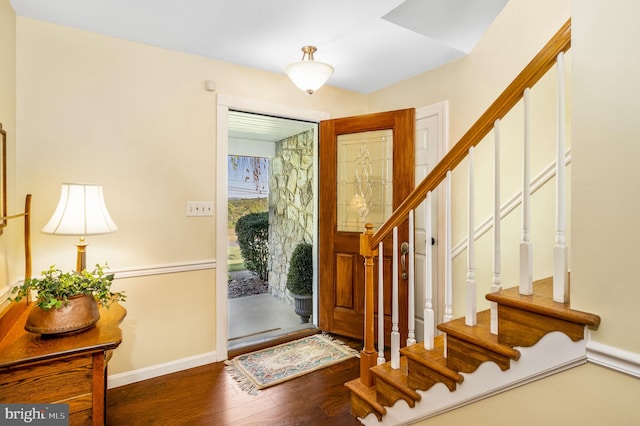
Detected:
[
  {"left": 406, "top": 358, "right": 458, "bottom": 392},
  {"left": 446, "top": 335, "right": 511, "bottom": 373},
  {"left": 375, "top": 378, "right": 416, "bottom": 408},
  {"left": 498, "top": 305, "right": 585, "bottom": 347},
  {"left": 350, "top": 392, "right": 384, "bottom": 421}
]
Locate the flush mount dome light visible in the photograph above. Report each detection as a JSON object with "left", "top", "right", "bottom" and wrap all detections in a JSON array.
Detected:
[{"left": 285, "top": 46, "right": 334, "bottom": 95}]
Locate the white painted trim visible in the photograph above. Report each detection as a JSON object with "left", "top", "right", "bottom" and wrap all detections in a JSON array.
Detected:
[
  {"left": 0, "top": 285, "right": 10, "bottom": 300},
  {"left": 587, "top": 339, "right": 640, "bottom": 378},
  {"left": 1, "top": 260, "right": 216, "bottom": 291},
  {"left": 107, "top": 351, "right": 218, "bottom": 389},
  {"left": 112, "top": 260, "right": 215, "bottom": 279},
  {"left": 217, "top": 95, "right": 330, "bottom": 122},
  {"left": 416, "top": 101, "right": 448, "bottom": 327},
  {"left": 452, "top": 149, "right": 572, "bottom": 259},
  {"left": 216, "top": 95, "right": 330, "bottom": 361},
  {"left": 216, "top": 97, "right": 230, "bottom": 362}
]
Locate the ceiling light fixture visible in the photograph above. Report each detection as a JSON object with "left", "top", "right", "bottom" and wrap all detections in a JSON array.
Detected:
[{"left": 285, "top": 46, "right": 334, "bottom": 95}]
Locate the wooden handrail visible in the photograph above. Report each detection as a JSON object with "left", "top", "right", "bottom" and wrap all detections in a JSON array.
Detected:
[{"left": 370, "top": 19, "right": 571, "bottom": 248}]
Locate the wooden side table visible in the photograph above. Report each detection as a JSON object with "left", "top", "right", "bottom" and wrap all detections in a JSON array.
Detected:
[{"left": 0, "top": 302, "right": 126, "bottom": 426}]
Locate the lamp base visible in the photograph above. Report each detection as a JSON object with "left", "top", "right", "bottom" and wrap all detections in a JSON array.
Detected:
[{"left": 76, "top": 238, "right": 87, "bottom": 272}]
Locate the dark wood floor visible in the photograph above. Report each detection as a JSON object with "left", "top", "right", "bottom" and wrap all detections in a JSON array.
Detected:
[{"left": 107, "top": 334, "right": 364, "bottom": 426}]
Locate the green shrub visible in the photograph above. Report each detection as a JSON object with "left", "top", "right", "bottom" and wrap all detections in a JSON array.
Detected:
[
  {"left": 286, "top": 243, "right": 313, "bottom": 296},
  {"left": 235, "top": 212, "right": 269, "bottom": 280}
]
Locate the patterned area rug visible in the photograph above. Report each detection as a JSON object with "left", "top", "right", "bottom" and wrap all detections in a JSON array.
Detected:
[{"left": 225, "top": 334, "right": 359, "bottom": 394}]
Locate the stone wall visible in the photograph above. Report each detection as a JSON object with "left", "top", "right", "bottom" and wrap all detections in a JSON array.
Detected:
[{"left": 268, "top": 129, "right": 314, "bottom": 301}]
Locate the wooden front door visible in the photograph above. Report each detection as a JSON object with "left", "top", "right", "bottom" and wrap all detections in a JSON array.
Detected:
[{"left": 318, "top": 109, "right": 415, "bottom": 339}]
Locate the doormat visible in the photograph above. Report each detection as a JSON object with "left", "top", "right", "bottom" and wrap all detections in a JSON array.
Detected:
[{"left": 225, "top": 333, "right": 359, "bottom": 395}]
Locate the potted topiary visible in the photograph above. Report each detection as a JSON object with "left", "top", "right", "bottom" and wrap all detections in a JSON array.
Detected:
[
  {"left": 10, "top": 263, "right": 126, "bottom": 335},
  {"left": 286, "top": 243, "right": 313, "bottom": 323}
]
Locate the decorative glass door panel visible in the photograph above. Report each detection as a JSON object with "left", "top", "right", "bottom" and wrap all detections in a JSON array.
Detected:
[
  {"left": 336, "top": 129, "right": 393, "bottom": 232},
  {"left": 319, "top": 108, "right": 415, "bottom": 339}
]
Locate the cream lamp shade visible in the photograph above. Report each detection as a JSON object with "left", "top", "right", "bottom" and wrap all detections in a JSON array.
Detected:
[
  {"left": 42, "top": 183, "right": 118, "bottom": 271},
  {"left": 285, "top": 46, "right": 334, "bottom": 95}
]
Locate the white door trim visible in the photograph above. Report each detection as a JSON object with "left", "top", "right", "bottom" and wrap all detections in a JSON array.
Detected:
[
  {"left": 215, "top": 95, "right": 329, "bottom": 360},
  {"left": 415, "top": 101, "right": 449, "bottom": 328}
]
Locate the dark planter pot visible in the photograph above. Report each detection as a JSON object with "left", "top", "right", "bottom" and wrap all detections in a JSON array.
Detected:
[
  {"left": 292, "top": 294, "right": 313, "bottom": 323},
  {"left": 25, "top": 295, "right": 100, "bottom": 335}
]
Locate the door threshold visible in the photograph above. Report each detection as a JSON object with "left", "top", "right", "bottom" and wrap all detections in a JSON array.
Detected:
[{"left": 227, "top": 324, "right": 320, "bottom": 358}]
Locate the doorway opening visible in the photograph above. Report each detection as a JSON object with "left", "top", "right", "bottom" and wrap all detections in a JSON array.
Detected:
[{"left": 226, "top": 110, "right": 319, "bottom": 354}]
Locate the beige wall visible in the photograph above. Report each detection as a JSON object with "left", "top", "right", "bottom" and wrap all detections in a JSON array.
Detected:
[
  {"left": 411, "top": 0, "right": 640, "bottom": 423},
  {"left": 369, "top": 0, "right": 571, "bottom": 144},
  {"left": 0, "top": 0, "right": 20, "bottom": 307},
  {"left": 369, "top": 0, "right": 572, "bottom": 317},
  {"left": 571, "top": 0, "right": 640, "bottom": 353},
  {"left": 12, "top": 16, "right": 367, "bottom": 373},
  {"left": 2, "top": 0, "right": 638, "bottom": 406},
  {"left": 413, "top": 363, "right": 640, "bottom": 425}
]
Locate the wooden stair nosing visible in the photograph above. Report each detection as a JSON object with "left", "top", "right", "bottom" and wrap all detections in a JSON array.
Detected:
[
  {"left": 345, "top": 378, "right": 386, "bottom": 420},
  {"left": 437, "top": 310, "right": 521, "bottom": 361},
  {"left": 371, "top": 357, "right": 421, "bottom": 403},
  {"left": 486, "top": 278, "right": 601, "bottom": 328}
]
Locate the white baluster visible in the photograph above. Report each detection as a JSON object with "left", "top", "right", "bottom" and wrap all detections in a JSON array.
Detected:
[
  {"left": 491, "top": 120, "right": 503, "bottom": 335},
  {"left": 424, "top": 191, "right": 435, "bottom": 350},
  {"left": 407, "top": 210, "right": 416, "bottom": 346},
  {"left": 520, "top": 88, "right": 533, "bottom": 295},
  {"left": 466, "top": 147, "right": 477, "bottom": 326},
  {"left": 444, "top": 171, "right": 453, "bottom": 323},
  {"left": 377, "top": 241, "right": 385, "bottom": 365},
  {"left": 554, "top": 52, "right": 569, "bottom": 303},
  {"left": 391, "top": 226, "right": 400, "bottom": 369}
]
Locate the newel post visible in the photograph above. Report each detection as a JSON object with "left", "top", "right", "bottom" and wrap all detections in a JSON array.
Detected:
[{"left": 360, "top": 223, "right": 378, "bottom": 386}]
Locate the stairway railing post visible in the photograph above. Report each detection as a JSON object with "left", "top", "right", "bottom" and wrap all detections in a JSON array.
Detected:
[
  {"left": 553, "top": 52, "right": 569, "bottom": 303},
  {"left": 491, "top": 119, "right": 503, "bottom": 335},
  {"left": 407, "top": 210, "right": 416, "bottom": 346},
  {"left": 520, "top": 88, "right": 534, "bottom": 295},
  {"left": 466, "top": 147, "right": 477, "bottom": 326},
  {"left": 377, "top": 241, "right": 385, "bottom": 365},
  {"left": 360, "top": 223, "right": 378, "bottom": 386}
]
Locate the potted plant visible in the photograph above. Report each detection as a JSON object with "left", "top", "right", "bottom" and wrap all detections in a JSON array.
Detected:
[
  {"left": 286, "top": 243, "right": 313, "bottom": 323},
  {"left": 10, "top": 263, "right": 126, "bottom": 335}
]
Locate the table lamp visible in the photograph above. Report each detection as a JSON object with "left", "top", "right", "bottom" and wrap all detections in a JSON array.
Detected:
[{"left": 42, "top": 183, "right": 118, "bottom": 272}]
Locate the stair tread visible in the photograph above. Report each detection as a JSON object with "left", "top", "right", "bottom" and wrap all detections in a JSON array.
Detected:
[
  {"left": 372, "top": 356, "right": 409, "bottom": 378},
  {"left": 486, "top": 277, "right": 601, "bottom": 327},
  {"left": 437, "top": 310, "right": 521, "bottom": 360},
  {"left": 371, "top": 358, "right": 422, "bottom": 403},
  {"left": 371, "top": 357, "right": 421, "bottom": 401},
  {"left": 345, "top": 378, "right": 386, "bottom": 416}
]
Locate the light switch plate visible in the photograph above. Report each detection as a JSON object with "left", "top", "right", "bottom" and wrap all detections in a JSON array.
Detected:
[{"left": 186, "top": 201, "right": 214, "bottom": 217}]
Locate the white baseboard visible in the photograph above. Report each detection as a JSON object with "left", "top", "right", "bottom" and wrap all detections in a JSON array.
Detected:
[
  {"left": 107, "top": 351, "right": 218, "bottom": 389},
  {"left": 587, "top": 339, "right": 640, "bottom": 378}
]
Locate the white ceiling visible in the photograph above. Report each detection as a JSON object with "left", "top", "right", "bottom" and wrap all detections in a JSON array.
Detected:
[{"left": 9, "top": 0, "right": 508, "bottom": 95}]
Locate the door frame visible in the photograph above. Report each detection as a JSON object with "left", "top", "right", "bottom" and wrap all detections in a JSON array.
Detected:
[
  {"left": 415, "top": 101, "right": 448, "bottom": 335},
  {"left": 215, "top": 95, "right": 329, "bottom": 360}
]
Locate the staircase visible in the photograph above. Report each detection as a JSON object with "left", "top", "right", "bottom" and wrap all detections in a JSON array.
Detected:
[
  {"left": 346, "top": 277, "right": 600, "bottom": 424},
  {"left": 345, "top": 19, "right": 603, "bottom": 424}
]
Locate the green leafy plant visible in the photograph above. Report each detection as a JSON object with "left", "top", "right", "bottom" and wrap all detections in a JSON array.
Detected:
[
  {"left": 235, "top": 212, "right": 269, "bottom": 280},
  {"left": 10, "top": 263, "right": 126, "bottom": 310},
  {"left": 286, "top": 243, "right": 313, "bottom": 296}
]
